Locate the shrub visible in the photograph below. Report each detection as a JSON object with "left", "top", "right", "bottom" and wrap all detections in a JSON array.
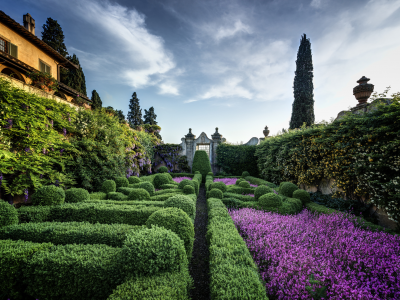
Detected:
[
  {"left": 246, "top": 176, "right": 277, "bottom": 188},
  {"left": 208, "top": 172, "right": 213, "bottom": 176},
  {"left": 0, "top": 200, "right": 18, "bottom": 227},
  {"left": 154, "top": 189, "right": 181, "bottom": 196},
  {"left": 158, "top": 166, "right": 168, "bottom": 173},
  {"left": 242, "top": 171, "right": 250, "bottom": 178},
  {"left": 209, "top": 188, "right": 223, "bottom": 199},
  {"left": 235, "top": 178, "right": 245, "bottom": 185},
  {"left": 239, "top": 181, "right": 250, "bottom": 189},
  {"left": 139, "top": 181, "right": 155, "bottom": 196},
  {"left": 192, "top": 151, "right": 212, "bottom": 182},
  {"left": 183, "top": 185, "right": 195, "bottom": 195},
  {"left": 128, "top": 183, "right": 141, "bottom": 189},
  {"left": 89, "top": 192, "right": 107, "bottom": 200},
  {"left": 178, "top": 179, "right": 194, "bottom": 190},
  {"left": 115, "top": 177, "right": 129, "bottom": 188},
  {"left": 293, "top": 189, "right": 311, "bottom": 204},
  {"left": 164, "top": 195, "right": 195, "bottom": 219},
  {"left": 259, "top": 193, "right": 283, "bottom": 209},
  {"left": 195, "top": 171, "right": 200, "bottom": 174},
  {"left": 108, "top": 192, "right": 128, "bottom": 201},
  {"left": 102, "top": 180, "right": 116, "bottom": 194},
  {"left": 223, "top": 192, "right": 255, "bottom": 203},
  {"left": 31, "top": 185, "right": 65, "bottom": 206},
  {"left": 154, "top": 173, "right": 171, "bottom": 189},
  {"left": 280, "top": 182, "right": 299, "bottom": 197},
  {"left": 147, "top": 208, "right": 194, "bottom": 258},
  {"left": 116, "top": 187, "right": 134, "bottom": 196},
  {"left": 128, "top": 188, "right": 151, "bottom": 201},
  {"left": 210, "top": 182, "right": 227, "bottom": 193},
  {"left": 121, "top": 226, "right": 187, "bottom": 276},
  {"left": 160, "top": 184, "right": 178, "bottom": 190},
  {"left": 128, "top": 176, "right": 141, "bottom": 184},
  {"left": 65, "top": 188, "right": 90, "bottom": 203},
  {"left": 254, "top": 185, "right": 273, "bottom": 200}
]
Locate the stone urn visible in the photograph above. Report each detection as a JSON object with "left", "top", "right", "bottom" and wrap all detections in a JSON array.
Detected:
[
  {"left": 263, "top": 126, "right": 270, "bottom": 137},
  {"left": 353, "top": 76, "right": 374, "bottom": 106}
]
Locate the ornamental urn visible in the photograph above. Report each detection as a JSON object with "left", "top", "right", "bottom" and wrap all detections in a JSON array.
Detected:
[
  {"left": 263, "top": 126, "right": 270, "bottom": 137},
  {"left": 353, "top": 76, "right": 374, "bottom": 106}
]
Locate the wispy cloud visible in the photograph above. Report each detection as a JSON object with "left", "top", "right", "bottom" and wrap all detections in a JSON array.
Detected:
[{"left": 159, "top": 83, "right": 179, "bottom": 95}]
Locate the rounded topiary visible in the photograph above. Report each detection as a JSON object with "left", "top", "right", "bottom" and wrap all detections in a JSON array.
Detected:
[
  {"left": 192, "top": 151, "right": 212, "bottom": 182},
  {"left": 259, "top": 193, "right": 282, "bottom": 209},
  {"left": 195, "top": 171, "right": 200, "bottom": 174},
  {"left": 154, "top": 173, "right": 171, "bottom": 189},
  {"left": 160, "top": 184, "right": 177, "bottom": 190},
  {"left": 254, "top": 185, "right": 273, "bottom": 200},
  {"left": 139, "top": 182, "right": 155, "bottom": 196},
  {"left": 108, "top": 192, "right": 128, "bottom": 201},
  {"left": 242, "top": 171, "right": 250, "bottom": 178},
  {"left": 208, "top": 188, "right": 223, "bottom": 199},
  {"left": 31, "top": 185, "right": 65, "bottom": 206},
  {"left": 101, "top": 180, "right": 116, "bottom": 194},
  {"left": 164, "top": 195, "right": 195, "bottom": 218},
  {"left": 128, "top": 176, "right": 141, "bottom": 184},
  {"left": 121, "top": 225, "right": 187, "bottom": 276},
  {"left": 0, "top": 200, "right": 18, "bottom": 227},
  {"left": 292, "top": 189, "right": 311, "bottom": 204},
  {"left": 158, "top": 166, "right": 168, "bottom": 173},
  {"left": 178, "top": 179, "right": 195, "bottom": 190},
  {"left": 128, "top": 188, "right": 151, "bottom": 201},
  {"left": 239, "top": 181, "right": 250, "bottom": 189},
  {"left": 115, "top": 177, "right": 129, "bottom": 188},
  {"left": 207, "top": 172, "right": 213, "bottom": 176},
  {"left": 210, "top": 182, "right": 227, "bottom": 193},
  {"left": 116, "top": 187, "right": 134, "bottom": 196},
  {"left": 65, "top": 188, "right": 90, "bottom": 203},
  {"left": 280, "top": 182, "right": 299, "bottom": 197},
  {"left": 183, "top": 185, "right": 195, "bottom": 195},
  {"left": 146, "top": 207, "right": 194, "bottom": 258},
  {"left": 235, "top": 178, "right": 245, "bottom": 186}
]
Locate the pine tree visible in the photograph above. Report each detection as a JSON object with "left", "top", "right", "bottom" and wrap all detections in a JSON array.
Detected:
[
  {"left": 127, "top": 92, "right": 143, "bottom": 126},
  {"left": 289, "top": 34, "right": 315, "bottom": 130},
  {"left": 62, "top": 54, "right": 87, "bottom": 96},
  {"left": 91, "top": 90, "right": 102, "bottom": 110},
  {"left": 115, "top": 110, "right": 125, "bottom": 123},
  {"left": 41, "top": 18, "right": 69, "bottom": 57},
  {"left": 143, "top": 107, "right": 158, "bottom": 125}
]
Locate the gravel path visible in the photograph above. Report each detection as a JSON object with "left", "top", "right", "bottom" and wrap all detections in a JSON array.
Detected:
[{"left": 189, "top": 184, "right": 211, "bottom": 300}]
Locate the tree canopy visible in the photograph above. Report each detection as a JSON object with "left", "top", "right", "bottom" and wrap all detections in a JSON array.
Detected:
[
  {"left": 41, "top": 17, "right": 68, "bottom": 57},
  {"left": 127, "top": 92, "right": 143, "bottom": 126},
  {"left": 143, "top": 106, "right": 157, "bottom": 125}
]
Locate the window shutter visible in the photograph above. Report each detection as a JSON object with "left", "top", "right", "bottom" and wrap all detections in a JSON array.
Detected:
[
  {"left": 39, "top": 60, "right": 45, "bottom": 73},
  {"left": 45, "top": 64, "right": 50, "bottom": 74},
  {"left": 10, "top": 43, "right": 18, "bottom": 58}
]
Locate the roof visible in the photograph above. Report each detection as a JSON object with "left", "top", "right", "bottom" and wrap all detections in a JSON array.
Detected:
[{"left": 0, "top": 10, "right": 79, "bottom": 70}]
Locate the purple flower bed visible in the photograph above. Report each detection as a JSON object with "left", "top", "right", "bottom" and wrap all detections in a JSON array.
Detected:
[
  {"left": 213, "top": 178, "right": 257, "bottom": 187},
  {"left": 229, "top": 208, "right": 400, "bottom": 299},
  {"left": 173, "top": 176, "right": 192, "bottom": 184}
]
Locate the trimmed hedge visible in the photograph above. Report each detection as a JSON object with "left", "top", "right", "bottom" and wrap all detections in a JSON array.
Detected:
[
  {"left": 170, "top": 173, "right": 194, "bottom": 178},
  {"left": 0, "top": 200, "right": 18, "bottom": 227},
  {"left": 192, "top": 173, "right": 202, "bottom": 195},
  {"left": 207, "top": 198, "right": 268, "bottom": 300},
  {"left": 210, "top": 182, "right": 227, "bottom": 193},
  {"left": 239, "top": 181, "right": 251, "bottom": 189},
  {"left": 128, "top": 176, "right": 141, "bottom": 184},
  {"left": 128, "top": 188, "right": 151, "bottom": 201},
  {"left": 226, "top": 185, "right": 255, "bottom": 195},
  {"left": 279, "top": 182, "right": 299, "bottom": 197},
  {"left": 254, "top": 185, "right": 272, "bottom": 200},
  {"left": 160, "top": 183, "right": 178, "bottom": 190},
  {"left": 259, "top": 193, "right": 282, "bottom": 209},
  {"left": 158, "top": 166, "right": 168, "bottom": 173},
  {"left": 154, "top": 189, "right": 181, "bottom": 196},
  {"left": 84, "top": 199, "right": 166, "bottom": 207},
  {"left": 208, "top": 188, "right": 223, "bottom": 199},
  {"left": 154, "top": 173, "right": 172, "bottom": 189},
  {"left": 206, "top": 175, "right": 214, "bottom": 192},
  {"left": 102, "top": 180, "right": 117, "bottom": 194},
  {"left": 115, "top": 177, "right": 129, "bottom": 188},
  {"left": 183, "top": 185, "right": 195, "bottom": 195},
  {"left": 140, "top": 174, "right": 156, "bottom": 184},
  {"left": 164, "top": 195, "right": 196, "bottom": 221},
  {"left": 108, "top": 192, "right": 129, "bottom": 201},
  {"left": 0, "top": 221, "right": 144, "bottom": 247},
  {"left": 150, "top": 193, "right": 181, "bottom": 202},
  {"left": 128, "top": 183, "right": 141, "bottom": 189},
  {"left": 139, "top": 181, "right": 155, "bottom": 196},
  {"left": 242, "top": 171, "right": 250, "bottom": 178},
  {"left": 31, "top": 185, "right": 65, "bottom": 206},
  {"left": 65, "top": 188, "right": 90, "bottom": 203},
  {"left": 215, "top": 143, "right": 258, "bottom": 177},
  {"left": 90, "top": 192, "right": 107, "bottom": 200},
  {"left": 117, "top": 187, "right": 135, "bottom": 196},
  {"left": 223, "top": 192, "right": 255, "bottom": 202},
  {"left": 192, "top": 150, "right": 212, "bottom": 182},
  {"left": 292, "top": 189, "right": 311, "bottom": 204},
  {"left": 246, "top": 176, "right": 277, "bottom": 188},
  {"left": 178, "top": 179, "right": 194, "bottom": 190}
]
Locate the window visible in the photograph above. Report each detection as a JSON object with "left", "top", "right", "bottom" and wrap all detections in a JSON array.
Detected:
[
  {"left": 0, "top": 37, "right": 18, "bottom": 59},
  {"left": 0, "top": 37, "right": 7, "bottom": 53},
  {"left": 196, "top": 144, "right": 210, "bottom": 157},
  {"left": 9, "top": 43, "right": 18, "bottom": 59},
  {"left": 39, "top": 59, "right": 51, "bottom": 74}
]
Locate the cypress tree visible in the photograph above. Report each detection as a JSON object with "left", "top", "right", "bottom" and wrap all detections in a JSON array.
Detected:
[
  {"left": 115, "top": 110, "right": 125, "bottom": 123},
  {"left": 127, "top": 92, "right": 143, "bottom": 126},
  {"left": 41, "top": 18, "right": 69, "bottom": 57},
  {"left": 62, "top": 54, "right": 87, "bottom": 96},
  {"left": 143, "top": 106, "right": 158, "bottom": 125},
  {"left": 91, "top": 90, "right": 102, "bottom": 110},
  {"left": 289, "top": 34, "right": 315, "bottom": 130}
]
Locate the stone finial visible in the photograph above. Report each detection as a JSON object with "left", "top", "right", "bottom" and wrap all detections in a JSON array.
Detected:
[
  {"left": 211, "top": 127, "right": 222, "bottom": 140},
  {"left": 353, "top": 76, "right": 374, "bottom": 106},
  {"left": 185, "top": 128, "right": 195, "bottom": 139},
  {"left": 263, "top": 126, "right": 270, "bottom": 137}
]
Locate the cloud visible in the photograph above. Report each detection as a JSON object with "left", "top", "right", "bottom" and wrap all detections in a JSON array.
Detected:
[
  {"left": 201, "top": 77, "right": 253, "bottom": 99},
  {"left": 213, "top": 20, "right": 252, "bottom": 41},
  {"left": 310, "top": 0, "right": 323, "bottom": 8},
  {"left": 159, "top": 83, "right": 180, "bottom": 95},
  {"left": 183, "top": 99, "right": 198, "bottom": 103}
]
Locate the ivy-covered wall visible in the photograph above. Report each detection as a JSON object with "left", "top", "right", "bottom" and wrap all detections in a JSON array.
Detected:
[
  {"left": 152, "top": 144, "right": 190, "bottom": 173},
  {"left": 215, "top": 143, "right": 258, "bottom": 177},
  {"left": 0, "top": 79, "right": 160, "bottom": 201}
]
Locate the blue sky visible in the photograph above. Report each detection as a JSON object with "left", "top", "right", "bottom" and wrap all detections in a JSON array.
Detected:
[{"left": 4, "top": 0, "right": 400, "bottom": 143}]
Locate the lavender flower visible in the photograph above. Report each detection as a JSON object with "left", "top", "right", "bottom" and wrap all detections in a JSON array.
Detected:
[
  {"left": 60, "top": 149, "right": 65, "bottom": 154},
  {"left": 5, "top": 119, "right": 12, "bottom": 129},
  {"left": 173, "top": 177, "right": 192, "bottom": 184},
  {"left": 54, "top": 180, "right": 59, "bottom": 187},
  {"left": 46, "top": 107, "right": 51, "bottom": 111},
  {"left": 25, "top": 147, "right": 30, "bottom": 153},
  {"left": 40, "top": 174, "right": 43, "bottom": 179},
  {"left": 24, "top": 189, "right": 28, "bottom": 202},
  {"left": 42, "top": 148, "right": 46, "bottom": 154},
  {"left": 0, "top": 172, "right": 3, "bottom": 187},
  {"left": 50, "top": 120, "right": 53, "bottom": 127},
  {"left": 62, "top": 128, "right": 67, "bottom": 136}
]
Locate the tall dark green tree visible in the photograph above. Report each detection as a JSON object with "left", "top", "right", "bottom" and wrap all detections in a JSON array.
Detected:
[
  {"left": 41, "top": 18, "right": 69, "bottom": 57},
  {"left": 289, "top": 34, "right": 315, "bottom": 130},
  {"left": 62, "top": 54, "right": 87, "bottom": 96},
  {"left": 91, "top": 90, "right": 102, "bottom": 110},
  {"left": 143, "top": 106, "right": 157, "bottom": 125},
  {"left": 115, "top": 110, "right": 125, "bottom": 123},
  {"left": 127, "top": 92, "right": 143, "bottom": 126}
]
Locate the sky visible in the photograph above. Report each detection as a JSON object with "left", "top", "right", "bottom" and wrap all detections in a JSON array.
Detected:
[{"left": 4, "top": 0, "right": 400, "bottom": 144}]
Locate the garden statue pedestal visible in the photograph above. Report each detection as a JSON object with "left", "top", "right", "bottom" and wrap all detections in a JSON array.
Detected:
[{"left": 353, "top": 76, "right": 374, "bottom": 106}]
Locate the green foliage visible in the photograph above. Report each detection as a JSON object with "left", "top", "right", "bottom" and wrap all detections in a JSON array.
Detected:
[
  {"left": 290, "top": 34, "right": 315, "bottom": 129},
  {"left": 63, "top": 54, "right": 87, "bottom": 96},
  {"left": 259, "top": 193, "right": 282, "bottom": 209},
  {"left": 242, "top": 171, "right": 250, "bottom": 178},
  {"left": 160, "top": 183, "right": 178, "bottom": 190},
  {"left": 226, "top": 185, "right": 255, "bottom": 195},
  {"left": 139, "top": 181, "right": 155, "bottom": 196},
  {"left": 108, "top": 192, "right": 128, "bottom": 201},
  {"left": 89, "top": 192, "right": 107, "bottom": 200},
  {"left": 0, "top": 200, "right": 18, "bottom": 227},
  {"left": 207, "top": 198, "right": 268, "bottom": 300},
  {"left": 235, "top": 178, "right": 245, "bottom": 185},
  {"left": 223, "top": 193, "right": 255, "bottom": 202},
  {"left": 0, "top": 221, "right": 143, "bottom": 247},
  {"left": 31, "top": 185, "right": 65, "bottom": 206},
  {"left": 41, "top": 17, "right": 69, "bottom": 57},
  {"left": 153, "top": 144, "right": 190, "bottom": 173},
  {"left": 183, "top": 185, "right": 195, "bottom": 195},
  {"left": 279, "top": 182, "right": 299, "bottom": 197},
  {"left": 246, "top": 176, "right": 277, "bottom": 188},
  {"left": 147, "top": 207, "right": 194, "bottom": 258},
  {"left": 210, "top": 182, "right": 227, "bottom": 193},
  {"left": 178, "top": 179, "right": 194, "bottom": 190},
  {"left": 305, "top": 274, "right": 328, "bottom": 300},
  {"left": 128, "top": 188, "right": 151, "bottom": 201},
  {"left": 158, "top": 166, "right": 168, "bottom": 173},
  {"left": 116, "top": 187, "right": 134, "bottom": 196},
  {"left": 127, "top": 92, "right": 143, "bottom": 126},
  {"left": 293, "top": 189, "right": 311, "bottom": 204},
  {"left": 65, "top": 187, "right": 89, "bottom": 203},
  {"left": 102, "top": 180, "right": 116, "bottom": 194},
  {"left": 208, "top": 188, "right": 223, "bottom": 199},
  {"left": 128, "top": 176, "right": 141, "bottom": 184},
  {"left": 150, "top": 193, "right": 181, "bottom": 202},
  {"left": 115, "top": 177, "right": 129, "bottom": 188},
  {"left": 215, "top": 143, "right": 258, "bottom": 177},
  {"left": 164, "top": 195, "right": 195, "bottom": 220},
  {"left": 192, "top": 150, "right": 212, "bottom": 182},
  {"left": 143, "top": 106, "right": 157, "bottom": 125},
  {"left": 154, "top": 173, "right": 172, "bottom": 189},
  {"left": 254, "top": 185, "right": 273, "bottom": 200},
  {"left": 239, "top": 181, "right": 250, "bottom": 189},
  {"left": 121, "top": 225, "right": 187, "bottom": 276},
  {"left": 0, "top": 239, "right": 53, "bottom": 300},
  {"left": 90, "top": 90, "right": 102, "bottom": 110}
]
